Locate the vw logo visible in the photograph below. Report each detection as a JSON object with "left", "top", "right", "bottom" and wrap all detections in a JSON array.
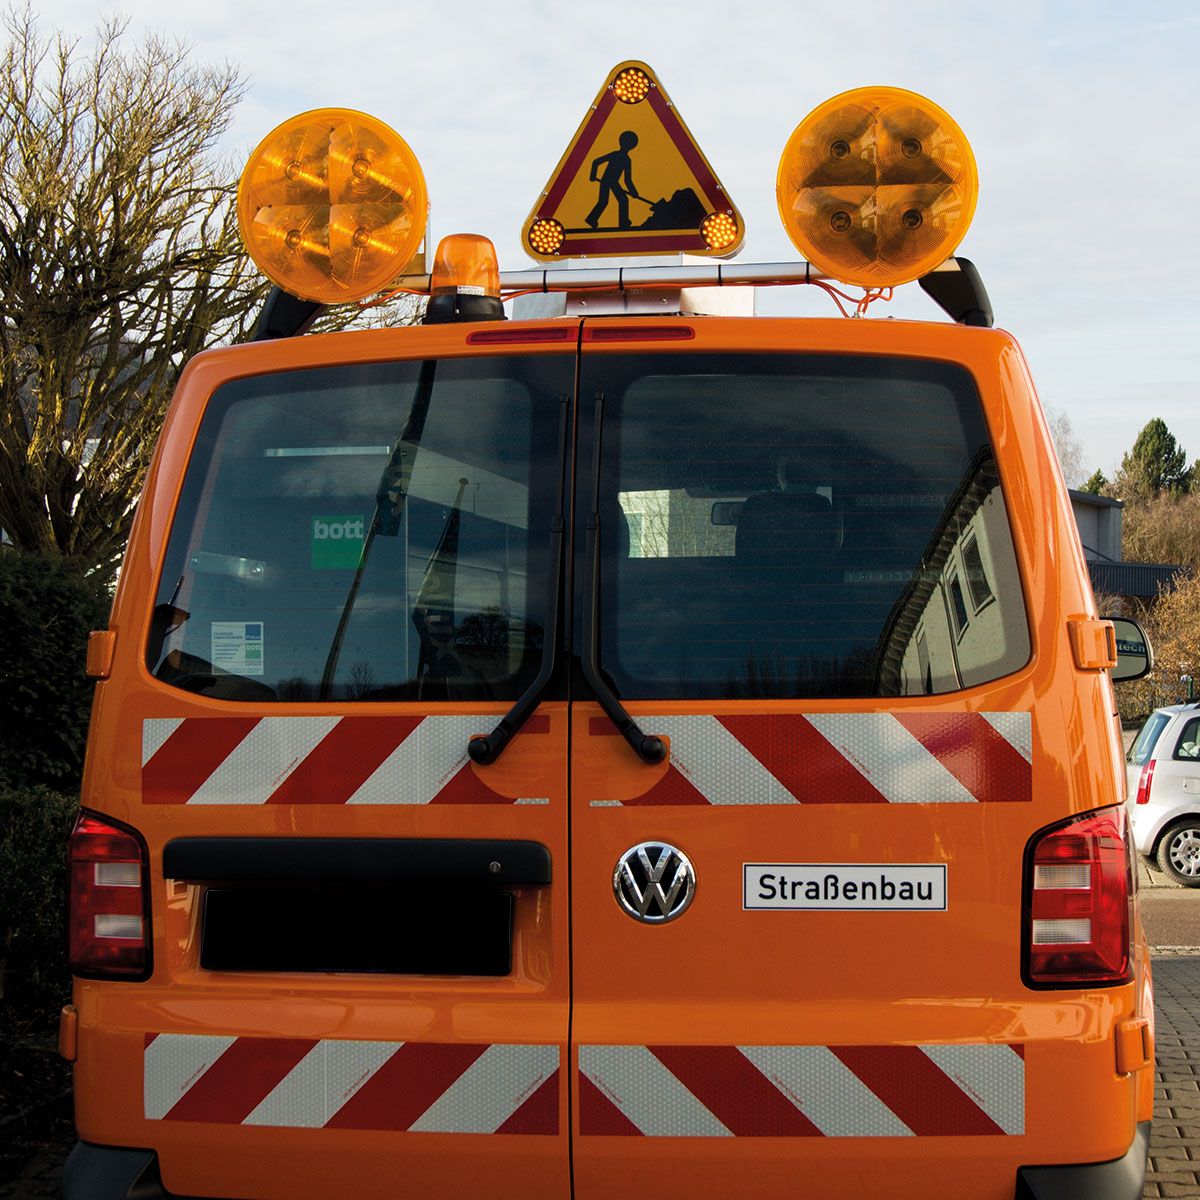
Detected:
[{"left": 613, "top": 842, "right": 696, "bottom": 924}]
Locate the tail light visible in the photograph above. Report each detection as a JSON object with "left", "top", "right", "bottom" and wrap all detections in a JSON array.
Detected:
[
  {"left": 1134, "top": 759, "right": 1156, "bottom": 805},
  {"left": 1024, "top": 806, "right": 1131, "bottom": 987},
  {"left": 68, "top": 812, "right": 150, "bottom": 979}
]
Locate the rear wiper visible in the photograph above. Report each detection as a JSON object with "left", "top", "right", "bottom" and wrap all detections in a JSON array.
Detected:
[
  {"left": 469, "top": 398, "right": 569, "bottom": 765},
  {"left": 320, "top": 359, "right": 437, "bottom": 699},
  {"left": 578, "top": 396, "right": 666, "bottom": 765}
]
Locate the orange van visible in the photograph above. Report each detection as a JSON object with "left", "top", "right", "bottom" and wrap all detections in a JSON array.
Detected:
[{"left": 60, "top": 83, "right": 1154, "bottom": 1200}]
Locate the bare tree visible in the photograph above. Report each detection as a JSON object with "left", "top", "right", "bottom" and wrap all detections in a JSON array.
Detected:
[
  {"left": 1042, "top": 404, "right": 1086, "bottom": 489},
  {"left": 0, "top": 10, "right": 267, "bottom": 578}
]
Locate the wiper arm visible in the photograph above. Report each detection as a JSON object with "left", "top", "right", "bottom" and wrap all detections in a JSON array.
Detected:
[
  {"left": 470, "top": 398, "right": 570, "bottom": 765},
  {"left": 578, "top": 396, "right": 666, "bottom": 765},
  {"left": 320, "top": 359, "right": 437, "bottom": 699}
]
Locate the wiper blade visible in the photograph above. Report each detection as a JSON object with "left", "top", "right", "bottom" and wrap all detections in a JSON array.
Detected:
[
  {"left": 578, "top": 395, "right": 666, "bottom": 765},
  {"left": 319, "top": 359, "right": 437, "bottom": 699},
  {"left": 469, "top": 398, "right": 570, "bottom": 765}
]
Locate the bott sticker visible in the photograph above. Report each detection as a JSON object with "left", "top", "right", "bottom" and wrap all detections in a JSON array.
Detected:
[
  {"left": 311, "top": 515, "right": 366, "bottom": 570},
  {"left": 210, "top": 622, "right": 264, "bottom": 678}
]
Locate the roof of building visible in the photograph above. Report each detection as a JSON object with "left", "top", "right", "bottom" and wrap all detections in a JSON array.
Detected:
[
  {"left": 1069, "top": 488, "right": 1124, "bottom": 510},
  {"left": 1089, "top": 561, "right": 1188, "bottom": 599}
]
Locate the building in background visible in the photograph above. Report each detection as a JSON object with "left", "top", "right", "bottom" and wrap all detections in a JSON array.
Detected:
[{"left": 1069, "top": 490, "right": 1185, "bottom": 609}]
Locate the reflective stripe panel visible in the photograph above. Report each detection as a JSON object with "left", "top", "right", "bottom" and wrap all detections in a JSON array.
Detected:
[
  {"left": 141, "top": 715, "right": 552, "bottom": 805},
  {"left": 187, "top": 717, "right": 340, "bottom": 806},
  {"left": 578, "top": 1045, "right": 732, "bottom": 1137},
  {"left": 593, "top": 712, "right": 1032, "bottom": 806},
  {"left": 920, "top": 1043, "right": 1026, "bottom": 1135},
  {"left": 738, "top": 1044, "right": 914, "bottom": 1138},
  {"left": 143, "top": 1034, "right": 236, "bottom": 1121},
  {"left": 409, "top": 1043, "right": 560, "bottom": 1134},
  {"left": 143, "top": 1035, "right": 560, "bottom": 1134},
  {"left": 653, "top": 717, "right": 798, "bottom": 806},
  {"left": 577, "top": 1043, "right": 1024, "bottom": 1137}
]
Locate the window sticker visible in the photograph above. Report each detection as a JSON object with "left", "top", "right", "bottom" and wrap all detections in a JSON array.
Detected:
[
  {"left": 311, "top": 515, "right": 366, "bottom": 569},
  {"left": 211, "top": 622, "right": 265, "bottom": 677}
]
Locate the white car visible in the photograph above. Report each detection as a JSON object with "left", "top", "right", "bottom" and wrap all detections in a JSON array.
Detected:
[{"left": 1127, "top": 703, "right": 1200, "bottom": 884}]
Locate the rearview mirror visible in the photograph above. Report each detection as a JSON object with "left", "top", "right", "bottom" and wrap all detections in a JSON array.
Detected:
[{"left": 1105, "top": 617, "right": 1153, "bottom": 682}]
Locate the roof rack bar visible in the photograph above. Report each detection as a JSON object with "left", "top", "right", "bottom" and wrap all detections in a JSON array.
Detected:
[
  {"left": 247, "top": 257, "right": 991, "bottom": 338},
  {"left": 390, "top": 260, "right": 827, "bottom": 295}
]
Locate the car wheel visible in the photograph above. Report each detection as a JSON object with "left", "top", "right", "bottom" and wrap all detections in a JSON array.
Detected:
[{"left": 1156, "top": 821, "right": 1200, "bottom": 887}]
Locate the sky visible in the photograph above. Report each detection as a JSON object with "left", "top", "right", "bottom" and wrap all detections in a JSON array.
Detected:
[{"left": 29, "top": 0, "right": 1200, "bottom": 481}]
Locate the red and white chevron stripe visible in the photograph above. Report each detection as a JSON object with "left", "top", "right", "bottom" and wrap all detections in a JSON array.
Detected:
[
  {"left": 578, "top": 1042, "right": 1025, "bottom": 1137},
  {"left": 143, "top": 1034, "right": 560, "bottom": 1133},
  {"left": 590, "top": 712, "right": 1032, "bottom": 806},
  {"left": 141, "top": 715, "right": 551, "bottom": 806}
]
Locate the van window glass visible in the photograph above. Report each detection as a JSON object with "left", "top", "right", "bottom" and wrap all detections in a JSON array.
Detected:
[
  {"left": 589, "top": 353, "right": 1030, "bottom": 699},
  {"left": 148, "top": 356, "right": 569, "bottom": 702},
  {"left": 1128, "top": 711, "right": 1171, "bottom": 765}
]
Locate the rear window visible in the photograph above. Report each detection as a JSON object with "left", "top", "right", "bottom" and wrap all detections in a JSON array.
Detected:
[
  {"left": 1173, "top": 716, "right": 1200, "bottom": 761},
  {"left": 591, "top": 353, "right": 1030, "bottom": 699},
  {"left": 148, "top": 355, "right": 570, "bottom": 702},
  {"left": 1128, "top": 712, "right": 1171, "bottom": 765}
]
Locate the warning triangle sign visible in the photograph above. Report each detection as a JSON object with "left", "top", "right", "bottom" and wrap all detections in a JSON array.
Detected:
[{"left": 522, "top": 61, "right": 744, "bottom": 261}]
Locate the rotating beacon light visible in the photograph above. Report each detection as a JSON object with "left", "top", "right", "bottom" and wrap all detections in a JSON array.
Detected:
[
  {"left": 238, "top": 108, "right": 428, "bottom": 304},
  {"left": 424, "top": 234, "right": 504, "bottom": 325},
  {"left": 776, "top": 87, "right": 978, "bottom": 288}
]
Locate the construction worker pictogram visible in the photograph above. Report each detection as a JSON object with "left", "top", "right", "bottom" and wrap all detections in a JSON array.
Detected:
[{"left": 522, "top": 61, "right": 745, "bottom": 260}]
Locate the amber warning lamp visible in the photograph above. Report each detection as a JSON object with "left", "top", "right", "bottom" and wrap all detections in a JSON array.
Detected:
[
  {"left": 238, "top": 108, "right": 428, "bottom": 305},
  {"left": 776, "top": 86, "right": 978, "bottom": 288},
  {"left": 424, "top": 234, "right": 504, "bottom": 324}
]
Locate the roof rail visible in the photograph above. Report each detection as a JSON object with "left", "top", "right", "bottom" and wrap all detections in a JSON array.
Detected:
[{"left": 246, "top": 257, "right": 993, "bottom": 339}]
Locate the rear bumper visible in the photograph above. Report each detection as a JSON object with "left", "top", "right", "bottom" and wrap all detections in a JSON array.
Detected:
[
  {"left": 61, "top": 1142, "right": 178, "bottom": 1200},
  {"left": 63, "top": 1123, "right": 1151, "bottom": 1200},
  {"left": 1015, "top": 1119, "right": 1150, "bottom": 1199}
]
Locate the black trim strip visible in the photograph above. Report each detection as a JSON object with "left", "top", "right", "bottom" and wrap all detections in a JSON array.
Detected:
[{"left": 163, "top": 838, "right": 551, "bottom": 885}]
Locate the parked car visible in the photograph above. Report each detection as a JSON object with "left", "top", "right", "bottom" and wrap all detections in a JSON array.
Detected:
[{"left": 1128, "top": 703, "right": 1200, "bottom": 884}]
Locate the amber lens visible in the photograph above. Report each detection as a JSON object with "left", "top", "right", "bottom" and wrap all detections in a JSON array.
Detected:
[
  {"left": 238, "top": 109, "right": 428, "bottom": 304},
  {"left": 528, "top": 218, "right": 566, "bottom": 256},
  {"left": 613, "top": 67, "right": 650, "bottom": 104},
  {"left": 701, "top": 211, "right": 739, "bottom": 251},
  {"left": 776, "top": 87, "right": 977, "bottom": 287},
  {"left": 430, "top": 234, "right": 500, "bottom": 297}
]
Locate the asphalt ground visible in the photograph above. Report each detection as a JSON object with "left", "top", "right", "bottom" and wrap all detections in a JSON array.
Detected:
[{"left": 2, "top": 871, "right": 1197, "bottom": 1199}]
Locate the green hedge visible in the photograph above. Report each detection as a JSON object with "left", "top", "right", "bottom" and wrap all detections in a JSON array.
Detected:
[
  {"left": 0, "top": 550, "right": 110, "bottom": 791},
  {"left": 0, "top": 551, "right": 108, "bottom": 1021},
  {"left": 0, "top": 786, "right": 77, "bottom": 1015}
]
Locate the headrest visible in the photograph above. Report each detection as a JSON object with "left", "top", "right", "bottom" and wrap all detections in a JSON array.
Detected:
[{"left": 736, "top": 491, "right": 841, "bottom": 559}]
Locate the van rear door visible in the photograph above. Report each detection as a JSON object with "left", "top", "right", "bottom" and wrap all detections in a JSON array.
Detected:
[
  {"left": 78, "top": 331, "right": 577, "bottom": 1200},
  {"left": 567, "top": 318, "right": 1080, "bottom": 1200}
]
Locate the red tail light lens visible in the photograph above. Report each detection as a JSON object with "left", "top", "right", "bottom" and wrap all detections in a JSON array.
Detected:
[
  {"left": 1135, "top": 759, "right": 1156, "bottom": 805},
  {"left": 1024, "top": 806, "right": 1131, "bottom": 987},
  {"left": 68, "top": 812, "right": 150, "bottom": 979}
]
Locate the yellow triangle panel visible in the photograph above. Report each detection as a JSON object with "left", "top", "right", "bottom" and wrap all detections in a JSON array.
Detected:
[{"left": 522, "top": 61, "right": 744, "bottom": 261}]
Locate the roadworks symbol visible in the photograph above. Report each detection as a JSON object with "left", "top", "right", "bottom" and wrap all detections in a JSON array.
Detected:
[{"left": 311, "top": 515, "right": 366, "bottom": 569}]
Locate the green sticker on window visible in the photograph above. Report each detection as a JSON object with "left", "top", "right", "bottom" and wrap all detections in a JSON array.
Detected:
[{"left": 311, "top": 515, "right": 366, "bottom": 569}]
